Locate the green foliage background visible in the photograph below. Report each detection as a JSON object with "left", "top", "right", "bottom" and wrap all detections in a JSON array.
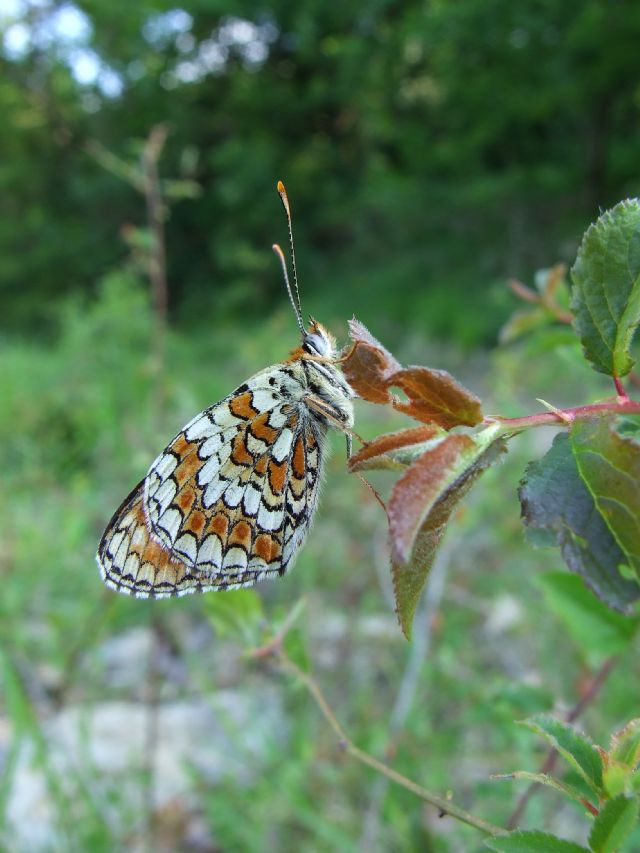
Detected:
[
  {"left": 1, "top": 1, "right": 640, "bottom": 850},
  {"left": 4, "top": 0, "right": 640, "bottom": 343}
]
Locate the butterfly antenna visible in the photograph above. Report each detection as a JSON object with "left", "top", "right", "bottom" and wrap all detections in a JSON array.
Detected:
[
  {"left": 276, "top": 181, "right": 304, "bottom": 324},
  {"left": 272, "top": 243, "right": 305, "bottom": 335}
]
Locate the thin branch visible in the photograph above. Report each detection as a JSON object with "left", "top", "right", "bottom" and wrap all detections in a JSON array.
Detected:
[
  {"left": 506, "top": 655, "right": 619, "bottom": 829},
  {"left": 360, "top": 537, "right": 452, "bottom": 848},
  {"left": 491, "top": 397, "right": 640, "bottom": 432},
  {"left": 613, "top": 375, "right": 628, "bottom": 400},
  {"left": 141, "top": 125, "right": 169, "bottom": 375},
  {"left": 276, "top": 649, "right": 503, "bottom": 837}
]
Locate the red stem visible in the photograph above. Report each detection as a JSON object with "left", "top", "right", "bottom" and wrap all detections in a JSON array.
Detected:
[
  {"left": 613, "top": 375, "right": 628, "bottom": 399},
  {"left": 493, "top": 398, "right": 640, "bottom": 431}
]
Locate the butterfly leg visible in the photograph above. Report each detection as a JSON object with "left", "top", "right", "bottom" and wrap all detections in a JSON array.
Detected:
[
  {"left": 304, "top": 393, "right": 355, "bottom": 460},
  {"left": 305, "top": 394, "right": 352, "bottom": 431}
]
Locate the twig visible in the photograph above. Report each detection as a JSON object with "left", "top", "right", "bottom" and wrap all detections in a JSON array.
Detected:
[
  {"left": 492, "top": 397, "right": 640, "bottom": 431},
  {"left": 141, "top": 125, "right": 169, "bottom": 378},
  {"left": 142, "top": 612, "right": 164, "bottom": 853},
  {"left": 275, "top": 649, "right": 503, "bottom": 837},
  {"left": 250, "top": 597, "right": 308, "bottom": 660},
  {"left": 613, "top": 375, "right": 628, "bottom": 400},
  {"left": 359, "top": 536, "right": 453, "bottom": 849},
  {"left": 506, "top": 655, "right": 619, "bottom": 829}
]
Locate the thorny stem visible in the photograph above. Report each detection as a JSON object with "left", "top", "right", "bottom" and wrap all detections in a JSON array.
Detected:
[
  {"left": 506, "top": 655, "right": 619, "bottom": 829},
  {"left": 275, "top": 648, "right": 504, "bottom": 837},
  {"left": 491, "top": 397, "right": 640, "bottom": 432}
]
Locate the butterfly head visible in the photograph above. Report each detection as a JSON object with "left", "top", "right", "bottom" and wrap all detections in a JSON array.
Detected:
[{"left": 302, "top": 319, "right": 336, "bottom": 358}]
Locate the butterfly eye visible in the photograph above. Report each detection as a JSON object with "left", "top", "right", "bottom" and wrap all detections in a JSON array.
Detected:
[{"left": 303, "top": 332, "right": 330, "bottom": 356}]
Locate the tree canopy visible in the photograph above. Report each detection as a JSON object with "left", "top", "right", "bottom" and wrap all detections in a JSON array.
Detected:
[{"left": 2, "top": 0, "right": 640, "bottom": 342}]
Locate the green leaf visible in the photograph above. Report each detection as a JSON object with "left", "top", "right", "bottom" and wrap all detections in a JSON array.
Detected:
[
  {"left": 492, "top": 770, "right": 589, "bottom": 807},
  {"left": 588, "top": 795, "right": 639, "bottom": 853},
  {"left": 571, "top": 199, "right": 640, "bottom": 377},
  {"left": 603, "top": 762, "right": 632, "bottom": 799},
  {"left": 389, "top": 423, "right": 507, "bottom": 638},
  {"left": 484, "top": 830, "right": 589, "bottom": 852},
  {"left": 610, "top": 719, "right": 640, "bottom": 768},
  {"left": 521, "top": 714, "right": 604, "bottom": 795},
  {"left": 535, "top": 573, "right": 637, "bottom": 663},
  {"left": 499, "top": 307, "right": 551, "bottom": 345},
  {"left": 571, "top": 417, "right": 640, "bottom": 580},
  {"left": 519, "top": 433, "right": 640, "bottom": 611}
]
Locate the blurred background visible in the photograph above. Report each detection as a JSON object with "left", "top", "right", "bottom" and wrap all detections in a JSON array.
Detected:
[{"left": 1, "top": 1, "right": 640, "bottom": 850}]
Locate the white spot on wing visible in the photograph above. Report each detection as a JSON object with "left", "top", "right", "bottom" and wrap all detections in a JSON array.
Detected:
[
  {"left": 272, "top": 429, "right": 293, "bottom": 462},
  {"left": 108, "top": 529, "right": 125, "bottom": 558},
  {"left": 243, "top": 484, "right": 261, "bottom": 516},
  {"left": 114, "top": 533, "right": 129, "bottom": 566},
  {"left": 198, "top": 534, "right": 222, "bottom": 569},
  {"left": 175, "top": 533, "right": 197, "bottom": 563},
  {"left": 213, "top": 405, "right": 240, "bottom": 429},
  {"left": 223, "top": 483, "right": 244, "bottom": 508},
  {"left": 124, "top": 553, "right": 140, "bottom": 576},
  {"left": 268, "top": 407, "right": 289, "bottom": 429},
  {"left": 131, "top": 527, "right": 146, "bottom": 548},
  {"left": 203, "top": 477, "right": 227, "bottom": 508},
  {"left": 199, "top": 433, "right": 223, "bottom": 457},
  {"left": 247, "top": 433, "right": 267, "bottom": 455},
  {"left": 152, "top": 452, "right": 177, "bottom": 479},
  {"left": 257, "top": 503, "right": 283, "bottom": 531},
  {"left": 251, "top": 389, "right": 276, "bottom": 411},
  {"left": 153, "top": 479, "right": 177, "bottom": 514},
  {"left": 157, "top": 507, "right": 181, "bottom": 542},
  {"left": 198, "top": 455, "right": 221, "bottom": 487},
  {"left": 185, "top": 414, "right": 216, "bottom": 441},
  {"left": 223, "top": 546, "right": 248, "bottom": 570}
]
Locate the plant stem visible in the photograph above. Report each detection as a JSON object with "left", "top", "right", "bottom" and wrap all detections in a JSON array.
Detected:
[
  {"left": 360, "top": 538, "right": 452, "bottom": 847},
  {"left": 613, "top": 375, "right": 628, "bottom": 399},
  {"left": 492, "top": 398, "right": 640, "bottom": 432},
  {"left": 141, "top": 124, "right": 169, "bottom": 375},
  {"left": 276, "top": 650, "right": 504, "bottom": 837}
]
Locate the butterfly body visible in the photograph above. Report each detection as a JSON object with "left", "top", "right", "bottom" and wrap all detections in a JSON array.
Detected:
[{"left": 97, "top": 322, "right": 354, "bottom": 598}]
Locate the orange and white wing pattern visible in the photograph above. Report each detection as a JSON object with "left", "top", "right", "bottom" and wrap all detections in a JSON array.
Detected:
[{"left": 97, "top": 349, "right": 353, "bottom": 598}]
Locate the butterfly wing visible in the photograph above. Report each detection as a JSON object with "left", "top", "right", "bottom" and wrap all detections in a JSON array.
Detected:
[
  {"left": 97, "top": 364, "right": 324, "bottom": 597},
  {"left": 97, "top": 480, "right": 227, "bottom": 596}
]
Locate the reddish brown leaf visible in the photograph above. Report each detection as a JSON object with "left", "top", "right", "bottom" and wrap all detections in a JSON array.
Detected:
[
  {"left": 391, "top": 491, "right": 458, "bottom": 640},
  {"left": 389, "top": 426, "right": 507, "bottom": 638},
  {"left": 348, "top": 318, "right": 401, "bottom": 365},
  {"left": 391, "top": 366, "right": 483, "bottom": 429},
  {"left": 343, "top": 318, "right": 402, "bottom": 403},
  {"left": 348, "top": 425, "right": 442, "bottom": 473},
  {"left": 389, "top": 435, "right": 476, "bottom": 563},
  {"left": 345, "top": 318, "right": 484, "bottom": 429}
]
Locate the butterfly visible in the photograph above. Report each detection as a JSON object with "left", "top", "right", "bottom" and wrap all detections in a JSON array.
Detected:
[{"left": 96, "top": 181, "right": 355, "bottom": 598}]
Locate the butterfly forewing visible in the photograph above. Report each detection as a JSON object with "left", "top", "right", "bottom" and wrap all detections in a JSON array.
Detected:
[{"left": 97, "top": 359, "right": 333, "bottom": 597}]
